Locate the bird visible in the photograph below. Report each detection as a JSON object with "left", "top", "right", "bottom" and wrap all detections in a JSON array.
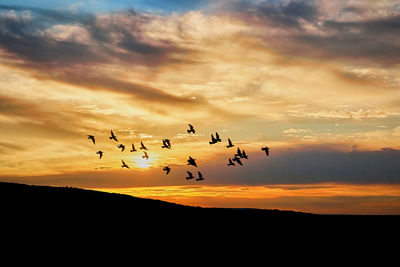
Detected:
[
  {"left": 110, "top": 130, "right": 118, "bottom": 142},
  {"left": 242, "top": 150, "right": 248, "bottom": 159},
  {"left": 196, "top": 171, "right": 204, "bottom": 181},
  {"left": 96, "top": 150, "right": 103, "bottom": 159},
  {"left": 215, "top": 132, "right": 222, "bottom": 142},
  {"left": 142, "top": 151, "right": 149, "bottom": 160},
  {"left": 140, "top": 141, "right": 148, "bottom": 150},
  {"left": 187, "top": 124, "right": 195, "bottom": 134},
  {"left": 161, "top": 139, "right": 171, "bottom": 149},
  {"left": 163, "top": 166, "right": 171, "bottom": 175},
  {"left": 232, "top": 156, "right": 243, "bottom": 166},
  {"left": 262, "top": 147, "right": 270, "bottom": 157},
  {"left": 130, "top": 143, "right": 137, "bottom": 152},
  {"left": 235, "top": 148, "right": 243, "bottom": 158},
  {"left": 209, "top": 134, "right": 217, "bottom": 145},
  {"left": 187, "top": 156, "right": 197, "bottom": 167},
  {"left": 121, "top": 160, "right": 130, "bottom": 169},
  {"left": 118, "top": 144, "right": 125, "bottom": 152},
  {"left": 186, "top": 171, "right": 195, "bottom": 180},
  {"left": 87, "top": 135, "right": 95, "bottom": 145},
  {"left": 227, "top": 138, "right": 234, "bottom": 148},
  {"left": 227, "top": 158, "right": 235, "bottom": 166}
]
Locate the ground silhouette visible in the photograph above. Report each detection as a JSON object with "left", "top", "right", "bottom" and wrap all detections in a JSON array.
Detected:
[
  {"left": 0, "top": 181, "right": 310, "bottom": 222},
  {"left": 1, "top": 181, "right": 398, "bottom": 232}
]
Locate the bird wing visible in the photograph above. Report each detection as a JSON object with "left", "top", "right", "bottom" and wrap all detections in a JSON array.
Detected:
[{"left": 211, "top": 134, "right": 216, "bottom": 142}]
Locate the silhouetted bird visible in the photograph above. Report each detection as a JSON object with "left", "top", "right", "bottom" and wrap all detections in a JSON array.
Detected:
[
  {"left": 227, "top": 138, "right": 234, "bottom": 148},
  {"left": 187, "top": 156, "right": 197, "bottom": 167},
  {"left": 186, "top": 171, "right": 195, "bottom": 180},
  {"left": 242, "top": 150, "right": 248, "bottom": 159},
  {"left": 140, "top": 141, "right": 148, "bottom": 150},
  {"left": 196, "top": 171, "right": 204, "bottom": 181},
  {"left": 209, "top": 134, "right": 217, "bottom": 145},
  {"left": 118, "top": 144, "right": 125, "bottom": 152},
  {"left": 121, "top": 160, "right": 129, "bottom": 169},
  {"left": 163, "top": 166, "right": 171, "bottom": 175},
  {"left": 161, "top": 139, "right": 171, "bottom": 149},
  {"left": 227, "top": 158, "right": 235, "bottom": 166},
  {"left": 130, "top": 143, "right": 137, "bottom": 152},
  {"left": 96, "top": 150, "right": 103, "bottom": 159},
  {"left": 110, "top": 130, "right": 118, "bottom": 142},
  {"left": 262, "top": 147, "right": 270, "bottom": 157},
  {"left": 187, "top": 124, "right": 195, "bottom": 134},
  {"left": 235, "top": 148, "right": 243, "bottom": 158},
  {"left": 142, "top": 151, "right": 149, "bottom": 160},
  {"left": 87, "top": 135, "right": 95, "bottom": 145},
  {"left": 215, "top": 132, "right": 221, "bottom": 142},
  {"left": 232, "top": 156, "right": 243, "bottom": 166}
]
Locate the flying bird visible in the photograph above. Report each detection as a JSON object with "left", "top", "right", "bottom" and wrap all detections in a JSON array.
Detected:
[
  {"left": 227, "top": 138, "right": 234, "bottom": 148},
  {"left": 118, "top": 144, "right": 125, "bottom": 152},
  {"left": 196, "top": 171, "right": 204, "bottom": 181},
  {"left": 142, "top": 151, "right": 149, "bottom": 160},
  {"left": 121, "top": 160, "right": 130, "bottom": 169},
  {"left": 186, "top": 171, "right": 195, "bottom": 180},
  {"left": 235, "top": 148, "right": 243, "bottom": 158},
  {"left": 96, "top": 150, "right": 103, "bottom": 159},
  {"left": 110, "top": 131, "right": 118, "bottom": 142},
  {"left": 215, "top": 132, "right": 222, "bottom": 143},
  {"left": 209, "top": 134, "right": 217, "bottom": 145},
  {"left": 163, "top": 166, "right": 171, "bottom": 175},
  {"left": 187, "top": 124, "right": 195, "bottom": 134},
  {"left": 161, "top": 139, "right": 171, "bottom": 149},
  {"left": 87, "top": 135, "right": 95, "bottom": 145},
  {"left": 140, "top": 141, "right": 148, "bottom": 150},
  {"left": 262, "top": 147, "right": 270, "bottom": 157},
  {"left": 187, "top": 156, "right": 197, "bottom": 167},
  {"left": 232, "top": 156, "right": 243, "bottom": 166},
  {"left": 227, "top": 158, "right": 235, "bottom": 166},
  {"left": 242, "top": 150, "right": 248, "bottom": 159},
  {"left": 130, "top": 143, "right": 137, "bottom": 152}
]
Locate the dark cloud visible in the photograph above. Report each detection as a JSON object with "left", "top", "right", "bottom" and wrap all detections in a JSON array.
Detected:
[
  {"left": 0, "top": 5, "right": 186, "bottom": 69},
  {"left": 221, "top": 0, "right": 318, "bottom": 29},
  {"left": 255, "top": 0, "right": 318, "bottom": 28},
  {"left": 223, "top": 0, "right": 400, "bottom": 66},
  {"left": 205, "top": 146, "right": 400, "bottom": 185}
]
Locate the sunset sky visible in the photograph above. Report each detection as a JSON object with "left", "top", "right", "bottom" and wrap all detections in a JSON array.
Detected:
[{"left": 1, "top": 0, "right": 400, "bottom": 214}]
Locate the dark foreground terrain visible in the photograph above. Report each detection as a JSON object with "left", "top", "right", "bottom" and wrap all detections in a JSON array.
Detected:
[
  {"left": 0, "top": 182, "right": 310, "bottom": 219},
  {"left": 1, "top": 182, "right": 398, "bottom": 233}
]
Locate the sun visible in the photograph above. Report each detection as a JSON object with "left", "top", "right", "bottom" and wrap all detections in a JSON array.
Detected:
[{"left": 135, "top": 156, "right": 152, "bottom": 169}]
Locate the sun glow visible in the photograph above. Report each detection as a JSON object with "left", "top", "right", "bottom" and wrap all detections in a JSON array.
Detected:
[{"left": 134, "top": 155, "right": 153, "bottom": 169}]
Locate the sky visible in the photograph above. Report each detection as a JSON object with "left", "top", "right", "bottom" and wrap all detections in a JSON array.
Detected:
[{"left": 0, "top": 0, "right": 400, "bottom": 214}]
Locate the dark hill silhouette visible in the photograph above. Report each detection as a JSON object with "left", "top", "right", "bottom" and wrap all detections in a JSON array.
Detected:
[
  {"left": 1, "top": 181, "right": 398, "bottom": 235},
  {"left": 0, "top": 182, "right": 311, "bottom": 221}
]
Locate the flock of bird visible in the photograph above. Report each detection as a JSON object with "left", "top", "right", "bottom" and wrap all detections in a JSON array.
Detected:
[{"left": 87, "top": 124, "right": 270, "bottom": 182}]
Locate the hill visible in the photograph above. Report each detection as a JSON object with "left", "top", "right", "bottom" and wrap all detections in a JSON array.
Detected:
[
  {"left": 0, "top": 181, "right": 312, "bottom": 222},
  {"left": 2, "top": 181, "right": 398, "bottom": 234}
]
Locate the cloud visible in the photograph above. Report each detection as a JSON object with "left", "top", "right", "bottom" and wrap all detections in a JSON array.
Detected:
[
  {"left": 0, "top": 6, "right": 187, "bottom": 69},
  {"left": 217, "top": 0, "right": 400, "bottom": 66},
  {"left": 204, "top": 146, "right": 400, "bottom": 185}
]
